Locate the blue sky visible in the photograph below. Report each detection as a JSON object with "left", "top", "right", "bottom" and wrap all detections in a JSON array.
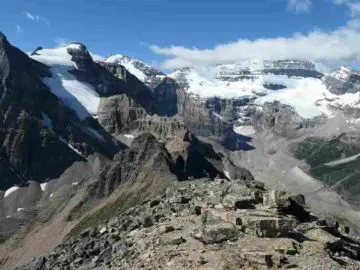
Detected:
[{"left": 0, "top": 0, "right": 358, "bottom": 68}]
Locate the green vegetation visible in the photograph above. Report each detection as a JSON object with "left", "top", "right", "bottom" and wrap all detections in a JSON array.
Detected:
[
  {"left": 292, "top": 136, "right": 360, "bottom": 167},
  {"left": 291, "top": 135, "right": 360, "bottom": 198}
]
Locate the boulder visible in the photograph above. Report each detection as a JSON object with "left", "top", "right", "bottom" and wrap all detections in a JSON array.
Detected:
[
  {"left": 222, "top": 195, "right": 255, "bottom": 210},
  {"left": 192, "top": 211, "right": 239, "bottom": 244},
  {"left": 244, "top": 217, "right": 296, "bottom": 238}
]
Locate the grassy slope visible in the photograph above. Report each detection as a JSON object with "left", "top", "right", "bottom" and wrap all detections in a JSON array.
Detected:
[{"left": 291, "top": 136, "right": 360, "bottom": 198}]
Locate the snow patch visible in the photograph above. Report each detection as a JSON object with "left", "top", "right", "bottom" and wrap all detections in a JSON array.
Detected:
[
  {"left": 50, "top": 193, "right": 54, "bottom": 198},
  {"left": 233, "top": 125, "right": 256, "bottom": 136},
  {"left": 124, "top": 134, "right": 135, "bottom": 139},
  {"left": 40, "top": 183, "right": 48, "bottom": 192},
  {"left": 4, "top": 186, "right": 20, "bottom": 198},
  {"left": 224, "top": 170, "right": 232, "bottom": 180},
  {"left": 17, "top": 208, "right": 24, "bottom": 212},
  {"left": 59, "top": 137, "right": 84, "bottom": 157},
  {"left": 67, "top": 43, "right": 82, "bottom": 50},
  {"left": 72, "top": 182, "right": 79, "bottom": 186}
]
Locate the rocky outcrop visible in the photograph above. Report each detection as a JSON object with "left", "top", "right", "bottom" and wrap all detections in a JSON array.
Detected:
[
  {"left": 153, "top": 77, "right": 178, "bottom": 116},
  {"left": 19, "top": 179, "right": 360, "bottom": 269},
  {"left": 85, "top": 132, "right": 227, "bottom": 200},
  {"left": 166, "top": 131, "right": 225, "bottom": 180},
  {"left": 97, "top": 94, "right": 187, "bottom": 140},
  {"left": 87, "top": 133, "right": 175, "bottom": 199},
  {"left": 251, "top": 101, "right": 321, "bottom": 138}
]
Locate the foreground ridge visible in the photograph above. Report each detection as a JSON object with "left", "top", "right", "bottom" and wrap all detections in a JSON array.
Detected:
[{"left": 21, "top": 179, "right": 360, "bottom": 270}]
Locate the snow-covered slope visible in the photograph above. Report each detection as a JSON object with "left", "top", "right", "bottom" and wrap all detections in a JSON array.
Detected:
[
  {"left": 104, "top": 54, "right": 165, "bottom": 83},
  {"left": 170, "top": 62, "right": 360, "bottom": 119},
  {"left": 31, "top": 45, "right": 100, "bottom": 120},
  {"left": 324, "top": 66, "right": 360, "bottom": 95}
]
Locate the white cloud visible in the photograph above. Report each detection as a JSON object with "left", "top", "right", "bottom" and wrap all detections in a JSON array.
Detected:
[
  {"left": 24, "top": 12, "right": 50, "bottom": 25},
  {"left": 15, "top": 25, "right": 23, "bottom": 33},
  {"left": 287, "top": 0, "right": 312, "bottom": 14},
  {"left": 151, "top": 1, "right": 360, "bottom": 69},
  {"left": 54, "top": 37, "right": 69, "bottom": 48}
]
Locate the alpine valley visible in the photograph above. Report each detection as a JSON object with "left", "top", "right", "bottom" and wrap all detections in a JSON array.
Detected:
[{"left": 1, "top": 32, "right": 360, "bottom": 269}]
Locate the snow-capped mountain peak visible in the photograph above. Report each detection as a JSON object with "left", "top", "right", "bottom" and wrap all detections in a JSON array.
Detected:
[
  {"left": 104, "top": 54, "right": 164, "bottom": 82},
  {"left": 31, "top": 44, "right": 100, "bottom": 120}
]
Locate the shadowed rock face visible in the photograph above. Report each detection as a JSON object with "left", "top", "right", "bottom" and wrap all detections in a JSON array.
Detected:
[
  {"left": 86, "top": 133, "right": 226, "bottom": 200},
  {"left": 0, "top": 33, "right": 122, "bottom": 190}
]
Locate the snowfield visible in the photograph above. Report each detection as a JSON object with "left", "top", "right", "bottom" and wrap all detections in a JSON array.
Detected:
[
  {"left": 170, "top": 67, "right": 360, "bottom": 119},
  {"left": 31, "top": 46, "right": 100, "bottom": 120}
]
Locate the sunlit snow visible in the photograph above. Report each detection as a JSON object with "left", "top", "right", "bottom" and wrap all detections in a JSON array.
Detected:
[
  {"left": 171, "top": 67, "right": 360, "bottom": 119},
  {"left": 105, "top": 54, "right": 147, "bottom": 81},
  {"left": 233, "top": 125, "right": 256, "bottom": 136},
  {"left": 40, "top": 183, "right": 48, "bottom": 192},
  {"left": 31, "top": 46, "right": 100, "bottom": 120},
  {"left": 4, "top": 186, "right": 19, "bottom": 198}
]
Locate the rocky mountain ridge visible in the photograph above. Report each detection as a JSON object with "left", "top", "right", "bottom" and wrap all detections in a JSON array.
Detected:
[{"left": 20, "top": 178, "right": 360, "bottom": 269}]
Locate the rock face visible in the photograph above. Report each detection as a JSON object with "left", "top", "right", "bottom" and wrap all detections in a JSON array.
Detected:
[
  {"left": 252, "top": 101, "right": 303, "bottom": 138},
  {"left": 87, "top": 133, "right": 175, "bottom": 199},
  {"left": 0, "top": 33, "right": 121, "bottom": 190},
  {"left": 215, "top": 60, "right": 323, "bottom": 81},
  {"left": 19, "top": 179, "right": 360, "bottom": 270},
  {"left": 97, "top": 94, "right": 186, "bottom": 140},
  {"left": 85, "top": 132, "right": 227, "bottom": 200},
  {"left": 324, "top": 66, "right": 360, "bottom": 95}
]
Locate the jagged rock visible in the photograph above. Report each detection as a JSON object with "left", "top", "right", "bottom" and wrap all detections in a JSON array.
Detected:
[
  {"left": 192, "top": 211, "right": 239, "bottom": 244},
  {"left": 252, "top": 101, "right": 304, "bottom": 138},
  {"left": 223, "top": 157, "right": 255, "bottom": 182},
  {"left": 166, "top": 131, "right": 225, "bottom": 180},
  {"left": 240, "top": 216, "right": 296, "bottom": 238},
  {"left": 222, "top": 195, "right": 255, "bottom": 210},
  {"left": 263, "top": 190, "right": 290, "bottom": 209},
  {"left": 284, "top": 194, "right": 311, "bottom": 222}
]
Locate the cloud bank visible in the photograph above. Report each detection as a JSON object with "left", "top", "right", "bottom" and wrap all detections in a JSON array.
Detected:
[{"left": 151, "top": 1, "right": 360, "bottom": 69}]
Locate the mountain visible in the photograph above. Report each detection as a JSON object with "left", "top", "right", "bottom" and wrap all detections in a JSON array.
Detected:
[
  {"left": 0, "top": 33, "right": 124, "bottom": 191},
  {"left": 104, "top": 54, "right": 166, "bottom": 89},
  {"left": 1, "top": 32, "right": 360, "bottom": 269},
  {"left": 324, "top": 66, "right": 360, "bottom": 95}
]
